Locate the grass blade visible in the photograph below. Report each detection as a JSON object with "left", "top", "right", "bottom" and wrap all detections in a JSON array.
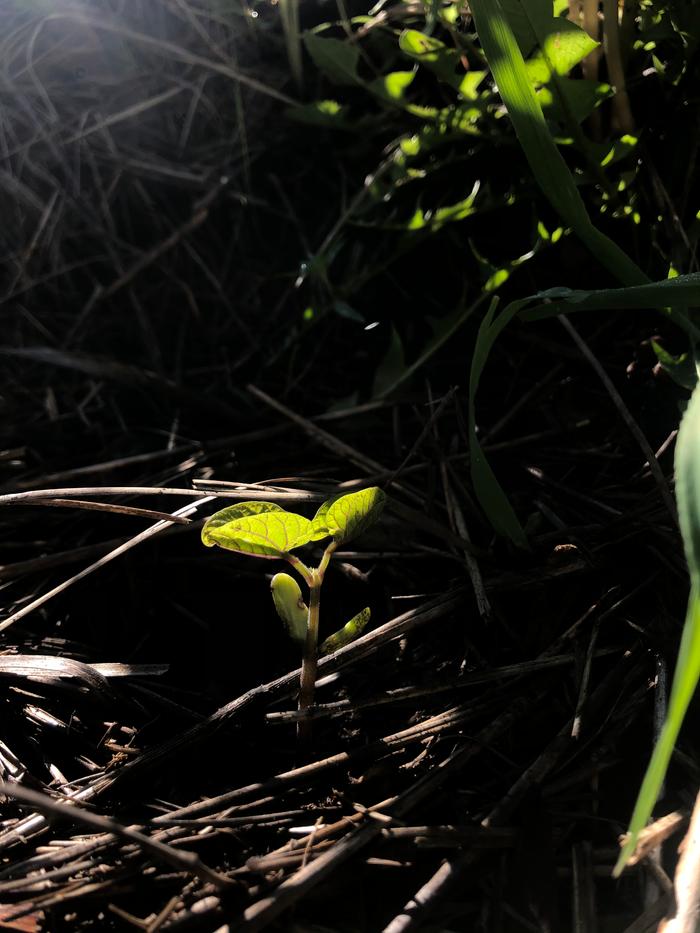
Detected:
[
  {"left": 468, "top": 298, "right": 529, "bottom": 548},
  {"left": 615, "top": 378, "right": 700, "bottom": 873},
  {"left": 279, "top": 0, "right": 302, "bottom": 88},
  {"left": 614, "top": 587, "right": 700, "bottom": 875},
  {"left": 469, "top": 0, "right": 647, "bottom": 287},
  {"left": 522, "top": 276, "right": 700, "bottom": 340}
]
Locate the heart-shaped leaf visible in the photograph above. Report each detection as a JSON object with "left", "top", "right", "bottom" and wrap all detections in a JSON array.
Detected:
[
  {"left": 201, "top": 501, "right": 285, "bottom": 547},
  {"left": 201, "top": 501, "right": 313, "bottom": 557},
  {"left": 309, "top": 496, "right": 337, "bottom": 541},
  {"left": 316, "top": 487, "right": 386, "bottom": 545}
]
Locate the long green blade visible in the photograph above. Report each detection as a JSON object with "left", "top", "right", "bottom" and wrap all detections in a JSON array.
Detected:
[
  {"left": 522, "top": 276, "right": 700, "bottom": 340},
  {"left": 615, "top": 380, "right": 700, "bottom": 873},
  {"left": 525, "top": 274, "right": 700, "bottom": 314},
  {"left": 468, "top": 298, "right": 529, "bottom": 548},
  {"left": 469, "top": 0, "right": 647, "bottom": 288},
  {"left": 614, "top": 587, "right": 700, "bottom": 875}
]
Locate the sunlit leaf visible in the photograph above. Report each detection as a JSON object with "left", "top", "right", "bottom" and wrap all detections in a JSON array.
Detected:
[
  {"left": 313, "top": 487, "right": 386, "bottom": 545},
  {"left": 271, "top": 572, "right": 308, "bottom": 642},
  {"left": 304, "top": 34, "right": 360, "bottom": 85},
  {"left": 458, "top": 71, "right": 487, "bottom": 99},
  {"left": 308, "top": 495, "right": 338, "bottom": 542},
  {"left": 402, "top": 183, "right": 481, "bottom": 232},
  {"left": 369, "top": 70, "right": 415, "bottom": 102},
  {"left": 676, "top": 384, "right": 700, "bottom": 594},
  {"left": 287, "top": 100, "right": 354, "bottom": 130},
  {"left": 201, "top": 502, "right": 313, "bottom": 557},
  {"left": 597, "top": 134, "right": 638, "bottom": 168},
  {"left": 399, "top": 30, "right": 461, "bottom": 86},
  {"left": 525, "top": 20, "right": 598, "bottom": 84},
  {"left": 201, "top": 501, "right": 285, "bottom": 547},
  {"left": 430, "top": 182, "right": 481, "bottom": 229}
]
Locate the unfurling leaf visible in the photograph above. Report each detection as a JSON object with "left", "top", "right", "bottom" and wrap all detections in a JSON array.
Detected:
[
  {"left": 320, "top": 606, "right": 371, "bottom": 654},
  {"left": 271, "top": 573, "right": 308, "bottom": 642},
  {"left": 201, "top": 501, "right": 313, "bottom": 558},
  {"left": 312, "top": 487, "right": 386, "bottom": 545}
]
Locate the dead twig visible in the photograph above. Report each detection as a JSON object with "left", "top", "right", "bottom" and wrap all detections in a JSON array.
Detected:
[{"left": 0, "top": 782, "right": 232, "bottom": 891}]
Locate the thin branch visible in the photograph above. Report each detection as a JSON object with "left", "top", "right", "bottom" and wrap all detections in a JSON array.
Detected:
[{"left": 0, "top": 497, "right": 215, "bottom": 633}]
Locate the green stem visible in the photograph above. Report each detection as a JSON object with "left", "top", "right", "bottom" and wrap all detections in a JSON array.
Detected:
[
  {"left": 317, "top": 540, "right": 337, "bottom": 577},
  {"left": 298, "top": 576, "right": 321, "bottom": 743},
  {"left": 297, "top": 541, "right": 337, "bottom": 745},
  {"left": 286, "top": 554, "right": 314, "bottom": 586}
]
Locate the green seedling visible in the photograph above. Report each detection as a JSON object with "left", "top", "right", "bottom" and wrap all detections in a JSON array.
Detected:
[{"left": 201, "top": 487, "right": 385, "bottom": 739}]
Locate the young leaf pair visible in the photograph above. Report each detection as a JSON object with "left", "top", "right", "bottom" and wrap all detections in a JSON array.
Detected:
[
  {"left": 201, "top": 486, "right": 385, "bottom": 558},
  {"left": 201, "top": 487, "right": 386, "bottom": 740}
]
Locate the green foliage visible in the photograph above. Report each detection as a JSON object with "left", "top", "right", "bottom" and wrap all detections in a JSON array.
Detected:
[
  {"left": 311, "top": 487, "right": 386, "bottom": 545},
  {"left": 201, "top": 502, "right": 313, "bottom": 558},
  {"left": 524, "top": 20, "right": 598, "bottom": 81},
  {"left": 201, "top": 487, "right": 385, "bottom": 558},
  {"left": 287, "top": 0, "right": 666, "bottom": 406},
  {"left": 468, "top": 0, "right": 646, "bottom": 287},
  {"left": 676, "top": 387, "right": 700, "bottom": 587},
  {"left": 398, "top": 30, "right": 462, "bottom": 86}
]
